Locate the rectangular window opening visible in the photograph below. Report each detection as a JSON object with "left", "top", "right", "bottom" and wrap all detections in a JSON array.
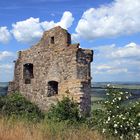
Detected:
[
  {"left": 51, "top": 36, "right": 54, "bottom": 44},
  {"left": 23, "top": 63, "right": 34, "bottom": 84}
]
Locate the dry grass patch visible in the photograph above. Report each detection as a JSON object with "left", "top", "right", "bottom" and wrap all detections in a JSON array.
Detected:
[{"left": 0, "top": 118, "right": 109, "bottom": 140}]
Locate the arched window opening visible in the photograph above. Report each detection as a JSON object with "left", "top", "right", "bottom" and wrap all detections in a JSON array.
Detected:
[
  {"left": 47, "top": 81, "right": 58, "bottom": 97},
  {"left": 23, "top": 63, "right": 34, "bottom": 84}
]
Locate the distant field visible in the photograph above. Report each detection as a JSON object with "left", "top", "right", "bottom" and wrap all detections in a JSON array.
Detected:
[
  {"left": 92, "top": 82, "right": 140, "bottom": 89},
  {"left": 91, "top": 96, "right": 104, "bottom": 110},
  {"left": 91, "top": 82, "right": 140, "bottom": 110},
  {"left": 0, "top": 82, "right": 8, "bottom": 87},
  {"left": 113, "top": 85, "right": 140, "bottom": 89}
]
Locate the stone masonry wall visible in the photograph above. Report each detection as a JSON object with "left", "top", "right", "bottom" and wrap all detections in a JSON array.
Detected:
[{"left": 8, "top": 26, "right": 93, "bottom": 116}]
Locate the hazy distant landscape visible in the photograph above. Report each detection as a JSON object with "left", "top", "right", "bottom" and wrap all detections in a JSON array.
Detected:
[
  {"left": 91, "top": 82, "right": 140, "bottom": 110},
  {"left": 0, "top": 82, "right": 8, "bottom": 96},
  {"left": 1, "top": 82, "right": 140, "bottom": 110},
  {"left": 1, "top": 82, "right": 140, "bottom": 96}
]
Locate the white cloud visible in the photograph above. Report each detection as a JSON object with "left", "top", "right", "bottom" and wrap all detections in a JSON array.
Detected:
[
  {"left": 11, "top": 11, "right": 74, "bottom": 44},
  {"left": 95, "top": 42, "right": 140, "bottom": 60},
  {"left": 0, "top": 63, "right": 14, "bottom": 82},
  {"left": 110, "top": 42, "right": 140, "bottom": 59},
  {"left": 92, "top": 42, "right": 140, "bottom": 81},
  {"left": 75, "top": 0, "right": 140, "bottom": 40},
  {"left": 95, "top": 64, "right": 128, "bottom": 74},
  {"left": 11, "top": 17, "right": 44, "bottom": 44},
  {"left": 0, "top": 51, "right": 15, "bottom": 61},
  {"left": 41, "top": 11, "right": 74, "bottom": 30},
  {"left": 57, "top": 11, "right": 74, "bottom": 29},
  {"left": 0, "top": 27, "right": 11, "bottom": 44},
  {"left": 96, "top": 64, "right": 112, "bottom": 71},
  {"left": 71, "top": 33, "right": 80, "bottom": 43},
  {"left": 0, "top": 51, "right": 16, "bottom": 82},
  {"left": 41, "top": 21, "right": 56, "bottom": 31}
]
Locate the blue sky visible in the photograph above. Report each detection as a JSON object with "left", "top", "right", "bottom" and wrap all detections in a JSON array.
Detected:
[{"left": 0, "top": 0, "right": 140, "bottom": 82}]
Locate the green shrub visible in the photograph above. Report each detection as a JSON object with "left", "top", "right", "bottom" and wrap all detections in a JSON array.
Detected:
[
  {"left": 88, "top": 87, "right": 140, "bottom": 140},
  {"left": 0, "top": 93, "right": 44, "bottom": 122},
  {"left": 46, "top": 97, "right": 81, "bottom": 123}
]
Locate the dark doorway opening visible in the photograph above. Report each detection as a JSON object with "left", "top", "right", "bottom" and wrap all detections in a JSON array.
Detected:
[
  {"left": 47, "top": 81, "right": 58, "bottom": 97},
  {"left": 23, "top": 63, "right": 34, "bottom": 84}
]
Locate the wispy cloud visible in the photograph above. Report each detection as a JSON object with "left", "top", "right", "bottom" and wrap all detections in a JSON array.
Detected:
[
  {"left": 92, "top": 42, "right": 140, "bottom": 81},
  {"left": 0, "top": 51, "right": 16, "bottom": 82},
  {"left": 0, "top": 27, "right": 11, "bottom": 44},
  {"left": 0, "top": 51, "right": 16, "bottom": 61}
]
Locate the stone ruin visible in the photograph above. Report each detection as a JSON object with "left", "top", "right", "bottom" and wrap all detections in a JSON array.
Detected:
[{"left": 8, "top": 26, "right": 93, "bottom": 116}]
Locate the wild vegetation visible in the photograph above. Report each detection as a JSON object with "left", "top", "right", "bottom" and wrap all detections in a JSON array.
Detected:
[
  {"left": 0, "top": 118, "right": 107, "bottom": 140},
  {"left": 0, "top": 94, "right": 108, "bottom": 140},
  {"left": 0, "top": 87, "right": 140, "bottom": 140},
  {"left": 0, "top": 92, "right": 44, "bottom": 122},
  {"left": 89, "top": 87, "right": 140, "bottom": 140}
]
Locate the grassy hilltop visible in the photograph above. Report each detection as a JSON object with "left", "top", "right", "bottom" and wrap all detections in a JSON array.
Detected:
[{"left": 0, "top": 82, "right": 140, "bottom": 140}]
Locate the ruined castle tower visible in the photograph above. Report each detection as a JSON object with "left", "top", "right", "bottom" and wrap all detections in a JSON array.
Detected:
[{"left": 8, "top": 26, "right": 93, "bottom": 115}]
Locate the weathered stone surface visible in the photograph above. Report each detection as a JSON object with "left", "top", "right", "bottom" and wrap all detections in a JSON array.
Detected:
[{"left": 8, "top": 26, "right": 93, "bottom": 116}]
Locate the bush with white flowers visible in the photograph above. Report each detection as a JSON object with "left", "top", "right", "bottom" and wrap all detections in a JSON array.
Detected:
[{"left": 88, "top": 87, "right": 140, "bottom": 140}]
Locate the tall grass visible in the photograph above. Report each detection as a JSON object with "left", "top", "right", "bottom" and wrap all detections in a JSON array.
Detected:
[{"left": 0, "top": 117, "right": 111, "bottom": 140}]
